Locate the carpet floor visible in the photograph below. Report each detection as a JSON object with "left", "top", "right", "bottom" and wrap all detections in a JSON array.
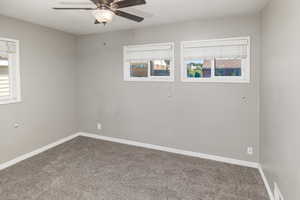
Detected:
[{"left": 0, "top": 136, "right": 269, "bottom": 200}]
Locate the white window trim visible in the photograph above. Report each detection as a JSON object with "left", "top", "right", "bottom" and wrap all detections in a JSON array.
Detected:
[
  {"left": 0, "top": 37, "right": 21, "bottom": 105},
  {"left": 181, "top": 37, "right": 250, "bottom": 83},
  {"left": 123, "top": 42, "right": 175, "bottom": 82}
]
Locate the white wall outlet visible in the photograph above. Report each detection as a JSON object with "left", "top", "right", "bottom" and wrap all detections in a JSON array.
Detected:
[
  {"left": 14, "top": 123, "right": 20, "bottom": 128},
  {"left": 97, "top": 123, "right": 102, "bottom": 130},
  {"left": 247, "top": 147, "right": 253, "bottom": 155}
]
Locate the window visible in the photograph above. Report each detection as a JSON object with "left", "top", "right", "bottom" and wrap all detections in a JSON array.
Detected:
[
  {"left": 124, "top": 43, "right": 174, "bottom": 81},
  {"left": 150, "top": 60, "right": 170, "bottom": 76},
  {"left": 181, "top": 37, "right": 250, "bottom": 82},
  {"left": 130, "top": 62, "right": 148, "bottom": 77},
  {"left": 0, "top": 38, "right": 21, "bottom": 104},
  {"left": 186, "top": 59, "right": 212, "bottom": 78},
  {"left": 215, "top": 59, "right": 242, "bottom": 76}
]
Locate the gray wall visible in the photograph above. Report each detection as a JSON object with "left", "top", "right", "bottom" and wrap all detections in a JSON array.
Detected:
[
  {"left": 1, "top": 5, "right": 298, "bottom": 198},
  {"left": 0, "top": 15, "right": 77, "bottom": 163},
  {"left": 77, "top": 15, "right": 261, "bottom": 162},
  {"left": 261, "top": 0, "right": 300, "bottom": 199}
]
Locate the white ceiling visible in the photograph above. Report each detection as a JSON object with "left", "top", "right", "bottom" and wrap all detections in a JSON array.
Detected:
[{"left": 0, "top": 0, "right": 270, "bottom": 35}]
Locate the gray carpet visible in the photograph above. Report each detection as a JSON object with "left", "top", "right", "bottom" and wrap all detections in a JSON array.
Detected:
[{"left": 0, "top": 136, "right": 269, "bottom": 200}]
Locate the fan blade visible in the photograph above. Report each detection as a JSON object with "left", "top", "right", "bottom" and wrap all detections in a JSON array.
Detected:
[
  {"left": 89, "top": 0, "right": 99, "bottom": 5},
  {"left": 53, "top": 7, "right": 95, "bottom": 10},
  {"left": 122, "top": 7, "right": 153, "bottom": 18},
  {"left": 95, "top": 20, "right": 100, "bottom": 24},
  {"left": 114, "top": 10, "right": 144, "bottom": 22},
  {"left": 58, "top": 2, "right": 94, "bottom": 5},
  {"left": 90, "top": 0, "right": 113, "bottom": 5},
  {"left": 114, "top": 0, "right": 146, "bottom": 9}
]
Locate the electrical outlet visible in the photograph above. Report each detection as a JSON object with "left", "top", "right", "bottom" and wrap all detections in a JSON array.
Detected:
[
  {"left": 14, "top": 123, "right": 20, "bottom": 128},
  {"left": 97, "top": 123, "right": 102, "bottom": 130},
  {"left": 247, "top": 147, "right": 253, "bottom": 155}
]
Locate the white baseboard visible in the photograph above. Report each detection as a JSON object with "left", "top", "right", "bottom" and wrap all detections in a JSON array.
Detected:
[
  {"left": 1, "top": 131, "right": 272, "bottom": 197},
  {"left": 0, "top": 133, "right": 80, "bottom": 170},
  {"left": 0, "top": 131, "right": 259, "bottom": 170},
  {"left": 258, "top": 164, "right": 275, "bottom": 200},
  {"left": 79, "top": 132, "right": 259, "bottom": 168}
]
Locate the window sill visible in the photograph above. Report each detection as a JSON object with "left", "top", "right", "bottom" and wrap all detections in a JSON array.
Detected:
[
  {"left": 181, "top": 78, "right": 250, "bottom": 83},
  {"left": 124, "top": 78, "right": 175, "bottom": 82},
  {"left": 0, "top": 99, "right": 22, "bottom": 105}
]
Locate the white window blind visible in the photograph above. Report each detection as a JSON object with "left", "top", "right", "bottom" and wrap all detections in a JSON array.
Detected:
[
  {"left": 0, "top": 76, "right": 9, "bottom": 97},
  {"left": 0, "top": 40, "right": 17, "bottom": 53},
  {"left": 124, "top": 43, "right": 175, "bottom": 81},
  {"left": 182, "top": 38, "right": 248, "bottom": 60},
  {"left": 125, "top": 43, "right": 173, "bottom": 61},
  {"left": 181, "top": 37, "right": 250, "bottom": 83},
  {"left": 0, "top": 52, "right": 9, "bottom": 98},
  {"left": 0, "top": 38, "right": 21, "bottom": 104}
]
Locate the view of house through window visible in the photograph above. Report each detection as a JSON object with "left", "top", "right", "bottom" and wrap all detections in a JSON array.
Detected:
[
  {"left": 130, "top": 59, "right": 171, "bottom": 78},
  {"left": 0, "top": 55, "right": 10, "bottom": 98},
  {"left": 150, "top": 59, "right": 170, "bottom": 76},
  {"left": 130, "top": 62, "right": 148, "bottom": 77},
  {"left": 215, "top": 59, "right": 242, "bottom": 76},
  {"left": 186, "top": 59, "right": 211, "bottom": 78},
  {"left": 184, "top": 58, "right": 244, "bottom": 80}
]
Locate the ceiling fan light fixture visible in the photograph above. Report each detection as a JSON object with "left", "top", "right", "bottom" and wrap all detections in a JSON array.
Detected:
[
  {"left": 92, "top": 9, "right": 114, "bottom": 23},
  {"left": 53, "top": 0, "right": 146, "bottom": 24}
]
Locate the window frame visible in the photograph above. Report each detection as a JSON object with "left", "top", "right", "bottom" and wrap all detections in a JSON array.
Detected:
[
  {"left": 181, "top": 37, "right": 250, "bottom": 83},
  {"left": 123, "top": 42, "right": 175, "bottom": 82},
  {"left": 0, "top": 37, "right": 21, "bottom": 105}
]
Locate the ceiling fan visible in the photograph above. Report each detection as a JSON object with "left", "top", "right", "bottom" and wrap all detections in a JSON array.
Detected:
[{"left": 53, "top": 0, "right": 146, "bottom": 25}]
